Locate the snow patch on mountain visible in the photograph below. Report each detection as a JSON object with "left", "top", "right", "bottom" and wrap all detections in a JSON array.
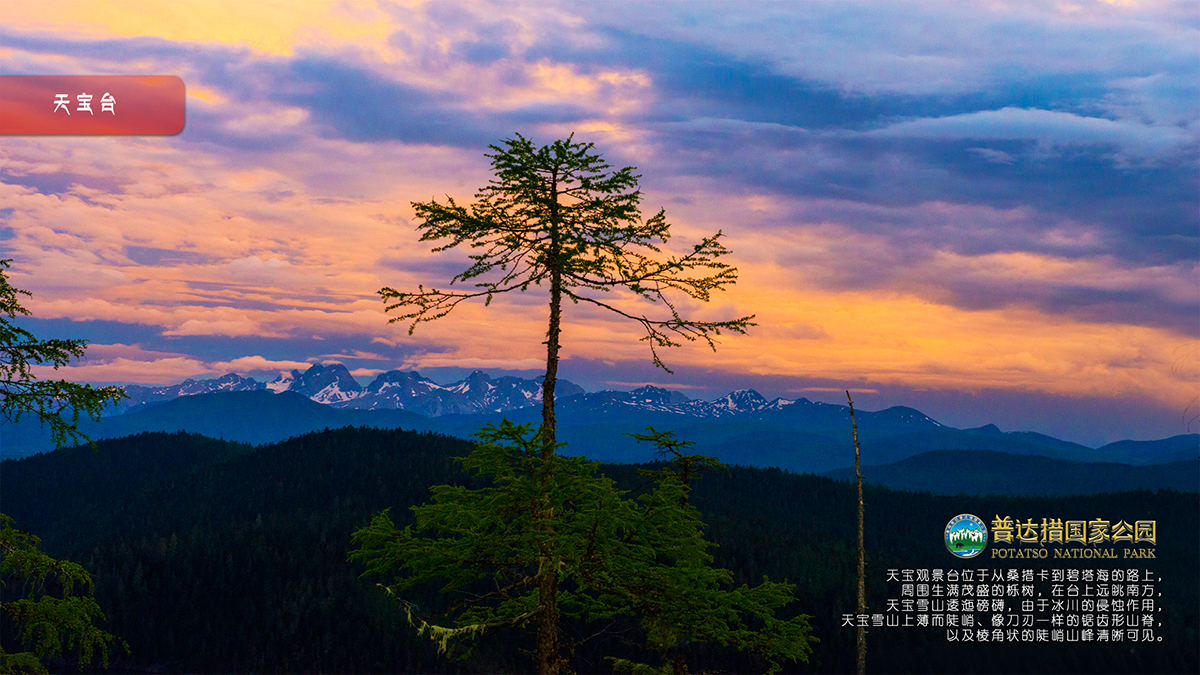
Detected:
[
  {"left": 312, "top": 382, "right": 362, "bottom": 405},
  {"left": 763, "top": 398, "right": 797, "bottom": 411},
  {"left": 559, "top": 385, "right": 692, "bottom": 414},
  {"left": 266, "top": 371, "right": 294, "bottom": 393},
  {"left": 709, "top": 389, "right": 769, "bottom": 413},
  {"left": 328, "top": 369, "right": 582, "bottom": 416}
]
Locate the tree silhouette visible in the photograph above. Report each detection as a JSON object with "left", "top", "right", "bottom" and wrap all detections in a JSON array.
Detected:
[
  {"left": 382, "top": 133, "right": 754, "bottom": 452},
  {"left": 846, "top": 391, "right": 866, "bottom": 675}
]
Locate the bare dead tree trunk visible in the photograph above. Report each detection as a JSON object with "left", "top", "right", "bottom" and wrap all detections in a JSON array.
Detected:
[{"left": 847, "top": 391, "right": 865, "bottom": 675}]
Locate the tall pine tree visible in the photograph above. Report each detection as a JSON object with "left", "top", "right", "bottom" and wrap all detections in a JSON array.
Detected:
[{"left": 377, "top": 134, "right": 754, "bottom": 672}]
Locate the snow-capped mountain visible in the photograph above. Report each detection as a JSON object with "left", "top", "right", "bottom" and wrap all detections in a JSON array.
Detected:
[
  {"left": 447, "top": 371, "right": 582, "bottom": 413},
  {"left": 113, "top": 364, "right": 589, "bottom": 417},
  {"left": 560, "top": 385, "right": 692, "bottom": 414},
  {"left": 264, "top": 371, "right": 294, "bottom": 393},
  {"left": 686, "top": 389, "right": 773, "bottom": 416},
  {"left": 269, "top": 363, "right": 363, "bottom": 404},
  {"left": 260, "top": 365, "right": 582, "bottom": 416},
  {"left": 108, "top": 365, "right": 942, "bottom": 435},
  {"left": 560, "top": 385, "right": 791, "bottom": 418},
  {"left": 115, "top": 365, "right": 802, "bottom": 420},
  {"left": 336, "top": 370, "right": 444, "bottom": 411},
  {"left": 116, "top": 373, "right": 265, "bottom": 413},
  {"left": 340, "top": 369, "right": 583, "bottom": 415},
  {"left": 557, "top": 386, "right": 944, "bottom": 437}
]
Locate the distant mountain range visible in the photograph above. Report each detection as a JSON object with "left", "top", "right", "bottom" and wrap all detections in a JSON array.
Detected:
[
  {"left": 113, "top": 363, "right": 947, "bottom": 428},
  {"left": 114, "top": 363, "right": 585, "bottom": 416},
  {"left": 3, "top": 364, "right": 1196, "bottom": 495}
]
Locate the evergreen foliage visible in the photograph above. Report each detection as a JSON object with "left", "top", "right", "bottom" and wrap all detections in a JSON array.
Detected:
[
  {"left": 0, "top": 516, "right": 127, "bottom": 673},
  {"left": 0, "top": 260, "right": 126, "bottom": 449},
  {"left": 2, "top": 432, "right": 250, "bottom": 539},
  {"left": 351, "top": 422, "right": 815, "bottom": 673},
  {"left": 0, "top": 260, "right": 127, "bottom": 673},
  {"left": 381, "top": 134, "right": 754, "bottom": 375},
  {"left": 352, "top": 421, "right": 628, "bottom": 662},
  {"left": 604, "top": 436, "right": 815, "bottom": 674},
  {"left": 5, "top": 427, "right": 475, "bottom": 674}
]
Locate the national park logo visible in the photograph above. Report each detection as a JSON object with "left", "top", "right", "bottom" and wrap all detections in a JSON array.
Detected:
[{"left": 945, "top": 514, "right": 988, "bottom": 559}]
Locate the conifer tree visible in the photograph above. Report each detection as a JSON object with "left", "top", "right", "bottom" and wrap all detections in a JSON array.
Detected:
[
  {"left": 0, "top": 260, "right": 125, "bottom": 448},
  {"left": 351, "top": 422, "right": 815, "bottom": 674},
  {"left": 377, "top": 134, "right": 754, "bottom": 672},
  {"left": 607, "top": 429, "right": 816, "bottom": 673},
  {"left": 381, "top": 133, "right": 754, "bottom": 452},
  {"left": 0, "top": 515, "right": 127, "bottom": 674},
  {"left": 0, "top": 260, "right": 128, "bottom": 673}
]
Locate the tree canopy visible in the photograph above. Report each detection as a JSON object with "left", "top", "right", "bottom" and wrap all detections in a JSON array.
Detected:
[
  {"left": 1, "top": 515, "right": 127, "bottom": 674},
  {"left": 0, "top": 259, "right": 125, "bottom": 449},
  {"left": 383, "top": 134, "right": 753, "bottom": 370},
  {"left": 381, "top": 134, "right": 754, "bottom": 446},
  {"left": 351, "top": 422, "right": 816, "bottom": 674},
  {"left": 0, "top": 260, "right": 128, "bottom": 673}
]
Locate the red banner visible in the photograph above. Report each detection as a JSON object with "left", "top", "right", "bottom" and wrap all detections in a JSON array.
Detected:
[{"left": 0, "top": 76, "right": 185, "bottom": 135}]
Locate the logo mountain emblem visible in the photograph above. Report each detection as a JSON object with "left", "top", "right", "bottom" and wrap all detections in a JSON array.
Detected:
[{"left": 945, "top": 514, "right": 988, "bottom": 559}]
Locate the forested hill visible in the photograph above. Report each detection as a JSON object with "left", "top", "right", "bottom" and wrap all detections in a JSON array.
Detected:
[{"left": 2, "top": 428, "right": 1197, "bottom": 673}]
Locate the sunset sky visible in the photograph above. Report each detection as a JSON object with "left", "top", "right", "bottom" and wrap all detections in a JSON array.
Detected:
[{"left": 1, "top": 0, "right": 1196, "bottom": 447}]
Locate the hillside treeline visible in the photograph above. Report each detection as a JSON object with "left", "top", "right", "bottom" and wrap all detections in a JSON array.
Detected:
[{"left": 2, "top": 428, "right": 1196, "bottom": 673}]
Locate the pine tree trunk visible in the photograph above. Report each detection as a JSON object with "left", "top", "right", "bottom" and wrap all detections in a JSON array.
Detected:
[
  {"left": 534, "top": 270, "right": 563, "bottom": 674},
  {"left": 534, "top": 172, "right": 563, "bottom": 674},
  {"left": 541, "top": 169, "right": 562, "bottom": 457},
  {"left": 536, "top": 557, "right": 561, "bottom": 674},
  {"left": 541, "top": 269, "right": 561, "bottom": 459}
]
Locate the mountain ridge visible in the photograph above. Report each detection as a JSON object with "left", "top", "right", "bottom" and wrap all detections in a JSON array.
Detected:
[
  {"left": 5, "top": 365, "right": 1195, "bottom": 468},
  {"left": 821, "top": 449, "right": 1199, "bottom": 496},
  {"left": 116, "top": 363, "right": 587, "bottom": 417},
  {"left": 4, "top": 382, "right": 1195, "bottom": 474}
]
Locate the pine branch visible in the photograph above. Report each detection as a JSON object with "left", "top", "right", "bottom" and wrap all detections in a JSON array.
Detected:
[
  {"left": 381, "top": 585, "right": 542, "bottom": 655},
  {"left": 566, "top": 291, "right": 754, "bottom": 372}
]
